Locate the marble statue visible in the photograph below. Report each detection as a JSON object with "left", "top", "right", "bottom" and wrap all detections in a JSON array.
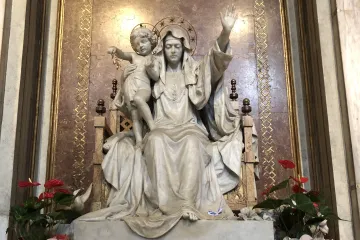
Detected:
[
  {"left": 108, "top": 26, "right": 159, "bottom": 146},
  {"left": 79, "top": 5, "right": 258, "bottom": 239}
]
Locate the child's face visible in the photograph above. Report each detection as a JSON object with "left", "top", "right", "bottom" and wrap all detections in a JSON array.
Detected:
[{"left": 134, "top": 37, "right": 152, "bottom": 56}]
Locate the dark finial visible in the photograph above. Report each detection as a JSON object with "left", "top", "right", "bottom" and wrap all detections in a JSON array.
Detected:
[
  {"left": 241, "top": 98, "right": 252, "bottom": 115},
  {"left": 96, "top": 99, "right": 106, "bottom": 116},
  {"left": 230, "top": 79, "right": 238, "bottom": 101},
  {"left": 110, "top": 79, "right": 118, "bottom": 99}
]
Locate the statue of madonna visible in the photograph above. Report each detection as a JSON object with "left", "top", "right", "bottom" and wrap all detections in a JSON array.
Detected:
[{"left": 80, "top": 5, "right": 258, "bottom": 239}]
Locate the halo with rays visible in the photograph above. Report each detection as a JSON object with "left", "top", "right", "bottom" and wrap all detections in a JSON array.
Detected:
[{"left": 154, "top": 16, "right": 197, "bottom": 55}]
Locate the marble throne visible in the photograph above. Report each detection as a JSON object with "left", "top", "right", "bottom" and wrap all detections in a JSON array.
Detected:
[{"left": 91, "top": 79, "right": 259, "bottom": 213}]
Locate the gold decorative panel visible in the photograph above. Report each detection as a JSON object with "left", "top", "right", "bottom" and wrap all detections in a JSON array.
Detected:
[
  {"left": 72, "top": 0, "right": 93, "bottom": 189},
  {"left": 254, "top": 0, "right": 276, "bottom": 190}
]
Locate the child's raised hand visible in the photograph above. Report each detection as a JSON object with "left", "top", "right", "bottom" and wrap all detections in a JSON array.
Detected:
[{"left": 107, "top": 46, "right": 117, "bottom": 55}]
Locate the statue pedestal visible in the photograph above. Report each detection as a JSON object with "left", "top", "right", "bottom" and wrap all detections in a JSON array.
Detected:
[{"left": 70, "top": 219, "right": 274, "bottom": 240}]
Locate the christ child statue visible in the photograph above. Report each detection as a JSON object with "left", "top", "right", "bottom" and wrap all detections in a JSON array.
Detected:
[{"left": 107, "top": 26, "right": 160, "bottom": 146}]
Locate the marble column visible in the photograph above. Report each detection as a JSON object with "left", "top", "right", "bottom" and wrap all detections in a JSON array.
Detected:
[
  {"left": 0, "top": 0, "right": 28, "bottom": 238},
  {"left": 0, "top": 0, "right": 6, "bottom": 59},
  {"left": 334, "top": 0, "right": 360, "bottom": 238},
  {"left": 314, "top": 0, "right": 355, "bottom": 239},
  {"left": 285, "top": 0, "right": 311, "bottom": 189},
  {"left": 33, "top": 0, "right": 59, "bottom": 198}
]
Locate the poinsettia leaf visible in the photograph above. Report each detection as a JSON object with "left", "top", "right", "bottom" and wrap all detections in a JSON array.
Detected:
[
  {"left": 253, "top": 198, "right": 283, "bottom": 209},
  {"left": 290, "top": 193, "right": 317, "bottom": 216},
  {"left": 306, "top": 217, "right": 325, "bottom": 225},
  {"left": 269, "top": 179, "right": 290, "bottom": 194}
]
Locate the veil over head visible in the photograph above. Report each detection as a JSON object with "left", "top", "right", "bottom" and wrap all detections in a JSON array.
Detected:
[
  {"left": 153, "top": 25, "right": 192, "bottom": 54},
  {"left": 151, "top": 25, "right": 199, "bottom": 99}
]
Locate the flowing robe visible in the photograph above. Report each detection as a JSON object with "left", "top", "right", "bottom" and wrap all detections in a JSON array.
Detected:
[{"left": 79, "top": 39, "right": 258, "bottom": 238}]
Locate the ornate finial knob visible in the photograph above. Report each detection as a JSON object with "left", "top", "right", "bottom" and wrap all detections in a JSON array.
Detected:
[
  {"left": 241, "top": 98, "right": 252, "bottom": 115},
  {"left": 230, "top": 79, "right": 238, "bottom": 101},
  {"left": 110, "top": 79, "right": 118, "bottom": 99},
  {"left": 96, "top": 99, "right": 106, "bottom": 116}
]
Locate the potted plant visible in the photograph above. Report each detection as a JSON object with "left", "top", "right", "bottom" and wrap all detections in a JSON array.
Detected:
[
  {"left": 6, "top": 178, "right": 86, "bottom": 240},
  {"left": 253, "top": 160, "right": 338, "bottom": 240}
]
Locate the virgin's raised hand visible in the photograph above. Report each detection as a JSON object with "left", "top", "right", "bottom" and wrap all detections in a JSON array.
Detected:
[{"left": 220, "top": 4, "right": 238, "bottom": 34}]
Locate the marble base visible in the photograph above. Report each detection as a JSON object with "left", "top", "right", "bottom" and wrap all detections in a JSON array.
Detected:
[{"left": 70, "top": 219, "right": 274, "bottom": 240}]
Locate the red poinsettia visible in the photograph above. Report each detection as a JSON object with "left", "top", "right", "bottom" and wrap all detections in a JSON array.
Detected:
[
  {"left": 18, "top": 179, "right": 41, "bottom": 188},
  {"left": 38, "top": 192, "right": 54, "bottom": 201},
  {"left": 44, "top": 179, "right": 64, "bottom": 189},
  {"left": 53, "top": 188, "right": 71, "bottom": 194},
  {"left": 290, "top": 176, "right": 308, "bottom": 184},
  {"left": 292, "top": 184, "right": 307, "bottom": 193},
  {"left": 278, "top": 160, "right": 296, "bottom": 169},
  {"left": 262, "top": 185, "right": 273, "bottom": 196}
]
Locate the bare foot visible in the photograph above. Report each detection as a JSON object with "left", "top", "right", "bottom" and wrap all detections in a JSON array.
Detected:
[
  {"left": 182, "top": 211, "right": 198, "bottom": 221},
  {"left": 182, "top": 212, "right": 190, "bottom": 219},
  {"left": 188, "top": 212, "right": 198, "bottom": 221}
]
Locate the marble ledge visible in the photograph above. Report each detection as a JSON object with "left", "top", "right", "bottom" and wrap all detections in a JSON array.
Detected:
[{"left": 70, "top": 219, "right": 274, "bottom": 240}]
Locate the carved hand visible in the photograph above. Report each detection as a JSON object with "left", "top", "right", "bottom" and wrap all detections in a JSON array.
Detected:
[
  {"left": 145, "top": 55, "right": 155, "bottom": 69},
  {"left": 220, "top": 4, "right": 238, "bottom": 34},
  {"left": 107, "top": 46, "right": 118, "bottom": 56}
]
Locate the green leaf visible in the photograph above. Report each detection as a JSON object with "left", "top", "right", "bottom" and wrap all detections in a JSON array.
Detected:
[
  {"left": 289, "top": 221, "right": 306, "bottom": 238},
  {"left": 306, "top": 191, "right": 325, "bottom": 204},
  {"left": 290, "top": 193, "right": 317, "bottom": 216},
  {"left": 253, "top": 198, "right": 283, "bottom": 209},
  {"left": 53, "top": 192, "right": 75, "bottom": 206},
  {"left": 61, "top": 209, "right": 82, "bottom": 223},
  {"left": 269, "top": 179, "right": 290, "bottom": 194},
  {"left": 48, "top": 211, "right": 64, "bottom": 220},
  {"left": 319, "top": 205, "right": 332, "bottom": 216},
  {"left": 282, "top": 198, "right": 295, "bottom": 207},
  {"left": 278, "top": 207, "right": 305, "bottom": 234},
  {"left": 306, "top": 217, "right": 326, "bottom": 225}
]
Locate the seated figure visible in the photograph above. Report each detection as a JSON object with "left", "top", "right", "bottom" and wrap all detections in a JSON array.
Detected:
[{"left": 80, "top": 5, "right": 258, "bottom": 239}]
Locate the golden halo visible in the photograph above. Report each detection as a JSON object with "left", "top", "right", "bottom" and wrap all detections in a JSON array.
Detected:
[{"left": 154, "top": 17, "right": 197, "bottom": 55}]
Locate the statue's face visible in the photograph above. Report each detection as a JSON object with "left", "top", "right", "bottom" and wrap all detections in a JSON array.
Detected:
[
  {"left": 133, "top": 37, "right": 152, "bottom": 56},
  {"left": 164, "top": 35, "right": 183, "bottom": 65}
]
